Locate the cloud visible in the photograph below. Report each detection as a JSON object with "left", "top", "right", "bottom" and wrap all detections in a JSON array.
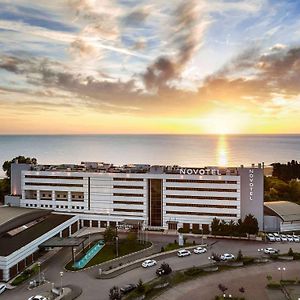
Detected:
[
  {"left": 123, "top": 6, "right": 152, "bottom": 26},
  {"left": 142, "top": 0, "right": 209, "bottom": 91}
]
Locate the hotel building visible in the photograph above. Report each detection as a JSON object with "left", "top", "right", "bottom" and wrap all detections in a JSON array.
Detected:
[{"left": 7, "top": 162, "right": 264, "bottom": 231}]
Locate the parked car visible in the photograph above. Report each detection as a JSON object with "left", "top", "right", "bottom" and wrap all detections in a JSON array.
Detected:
[
  {"left": 220, "top": 253, "right": 235, "bottom": 261},
  {"left": 156, "top": 263, "right": 172, "bottom": 276},
  {"left": 120, "top": 284, "right": 136, "bottom": 295},
  {"left": 266, "top": 233, "right": 275, "bottom": 242},
  {"left": 193, "top": 247, "right": 207, "bottom": 254},
  {"left": 280, "top": 234, "right": 288, "bottom": 242},
  {"left": 177, "top": 249, "right": 191, "bottom": 257},
  {"left": 0, "top": 284, "right": 6, "bottom": 295},
  {"left": 28, "top": 296, "right": 47, "bottom": 300},
  {"left": 286, "top": 234, "right": 294, "bottom": 242},
  {"left": 142, "top": 259, "right": 157, "bottom": 268},
  {"left": 273, "top": 233, "right": 281, "bottom": 242},
  {"left": 293, "top": 234, "right": 300, "bottom": 242},
  {"left": 264, "top": 247, "right": 279, "bottom": 254}
]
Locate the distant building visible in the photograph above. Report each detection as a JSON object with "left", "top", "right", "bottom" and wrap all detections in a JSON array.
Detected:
[{"left": 264, "top": 201, "right": 300, "bottom": 232}]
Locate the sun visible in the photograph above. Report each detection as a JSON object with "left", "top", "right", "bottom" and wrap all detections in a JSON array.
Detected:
[{"left": 199, "top": 111, "right": 247, "bottom": 134}]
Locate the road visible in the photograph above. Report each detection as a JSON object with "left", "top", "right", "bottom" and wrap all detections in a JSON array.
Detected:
[{"left": 2, "top": 236, "right": 300, "bottom": 300}]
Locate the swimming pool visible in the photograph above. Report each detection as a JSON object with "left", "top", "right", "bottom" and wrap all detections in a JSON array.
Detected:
[{"left": 73, "top": 240, "right": 105, "bottom": 269}]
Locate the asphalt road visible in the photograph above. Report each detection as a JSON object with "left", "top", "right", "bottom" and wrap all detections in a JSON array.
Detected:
[{"left": 2, "top": 237, "right": 300, "bottom": 300}]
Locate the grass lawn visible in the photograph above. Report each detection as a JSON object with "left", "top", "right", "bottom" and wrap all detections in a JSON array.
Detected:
[
  {"left": 66, "top": 240, "right": 152, "bottom": 270},
  {"left": 164, "top": 242, "right": 193, "bottom": 252}
]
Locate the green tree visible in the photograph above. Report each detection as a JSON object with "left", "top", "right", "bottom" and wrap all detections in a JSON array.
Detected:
[
  {"left": 242, "top": 214, "right": 259, "bottom": 234},
  {"left": 211, "top": 218, "right": 220, "bottom": 235},
  {"left": 136, "top": 279, "right": 145, "bottom": 293},
  {"left": 109, "top": 286, "right": 121, "bottom": 300},
  {"left": 104, "top": 226, "right": 116, "bottom": 244},
  {"left": 3, "top": 156, "right": 37, "bottom": 178},
  {"left": 237, "top": 249, "right": 243, "bottom": 262}
]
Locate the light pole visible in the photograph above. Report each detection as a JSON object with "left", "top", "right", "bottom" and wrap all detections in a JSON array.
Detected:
[
  {"left": 116, "top": 236, "right": 119, "bottom": 257},
  {"left": 37, "top": 262, "right": 41, "bottom": 286},
  {"left": 60, "top": 271, "right": 64, "bottom": 295},
  {"left": 278, "top": 267, "right": 286, "bottom": 281}
]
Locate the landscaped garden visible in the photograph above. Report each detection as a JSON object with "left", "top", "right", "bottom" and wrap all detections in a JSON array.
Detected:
[
  {"left": 11, "top": 263, "right": 39, "bottom": 286},
  {"left": 66, "top": 227, "right": 152, "bottom": 270}
]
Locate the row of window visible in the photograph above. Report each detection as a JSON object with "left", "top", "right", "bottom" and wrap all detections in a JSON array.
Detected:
[
  {"left": 166, "top": 195, "right": 237, "bottom": 200},
  {"left": 165, "top": 203, "right": 237, "bottom": 209},
  {"left": 113, "top": 185, "right": 144, "bottom": 190},
  {"left": 113, "top": 208, "right": 144, "bottom": 213},
  {"left": 166, "top": 187, "right": 237, "bottom": 192},
  {"left": 25, "top": 182, "right": 83, "bottom": 187},
  {"left": 25, "top": 175, "right": 83, "bottom": 180},
  {"left": 166, "top": 179, "right": 237, "bottom": 184},
  {"left": 24, "top": 203, "right": 85, "bottom": 209},
  {"left": 166, "top": 211, "right": 237, "bottom": 217},
  {"left": 113, "top": 200, "right": 144, "bottom": 205},
  {"left": 113, "top": 193, "right": 144, "bottom": 197},
  {"left": 113, "top": 177, "right": 144, "bottom": 181}
]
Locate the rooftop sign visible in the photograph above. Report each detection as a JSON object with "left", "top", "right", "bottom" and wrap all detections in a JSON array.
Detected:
[{"left": 179, "top": 168, "right": 221, "bottom": 176}]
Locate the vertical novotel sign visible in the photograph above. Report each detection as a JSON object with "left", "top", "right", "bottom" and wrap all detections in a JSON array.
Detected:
[{"left": 249, "top": 169, "right": 254, "bottom": 201}]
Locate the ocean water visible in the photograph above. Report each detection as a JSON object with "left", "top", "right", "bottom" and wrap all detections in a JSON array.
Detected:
[{"left": 0, "top": 134, "right": 299, "bottom": 177}]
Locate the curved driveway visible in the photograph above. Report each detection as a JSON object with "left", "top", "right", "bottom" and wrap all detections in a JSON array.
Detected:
[{"left": 2, "top": 237, "right": 300, "bottom": 300}]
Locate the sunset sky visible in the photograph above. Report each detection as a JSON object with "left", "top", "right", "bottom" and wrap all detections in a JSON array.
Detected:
[{"left": 0, "top": 0, "right": 300, "bottom": 134}]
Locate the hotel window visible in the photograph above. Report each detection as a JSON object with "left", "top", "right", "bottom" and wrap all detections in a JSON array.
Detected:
[
  {"left": 166, "top": 195, "right": 237, "bottom": 201},
  {"left": 166, "top": 187, "right": 237, "bottom": 192},
  {"left": 113, "top": 178, "right": 144, "bottom": 181},
  {"left": 113, "top": 208, "right": 144, "bottom": 213},
  {"left": 166, "top": 203, "right": 237, "bottom": 209},
  {"left": 113, "top": 185, "right": 144, "bottom": 189},
  {"left": 148, "top": 179, "right": 163, "bottom": 227},
  {"left": 25, "top": 175, "right": 83, "bottom": 180},
  {"left": 113, "top": 193, "right": 144, "bottom": 197},
  {"left": 166, "top": 211, "right": 237, "bottom": 217},
  {"left": 113, "top": 200, "right": 144, "bottom": 205},
  {"left": 166, "top": 179, "right": 237, "bottom": 184}
]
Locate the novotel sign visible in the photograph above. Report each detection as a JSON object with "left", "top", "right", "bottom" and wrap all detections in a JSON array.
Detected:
[
  {"left": 249, "top": 169, "right": 254, "bottom": 201},
  {"left": 179, "top": 168, "right": 221, "bottom": 175}
]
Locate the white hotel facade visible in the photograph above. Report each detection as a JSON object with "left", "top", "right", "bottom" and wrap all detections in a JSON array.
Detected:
[{"left": 10, "top": 162, "right": 264, "bottom": 231}]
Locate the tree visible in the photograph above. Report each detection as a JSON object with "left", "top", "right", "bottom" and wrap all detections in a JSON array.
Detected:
[
  {"left": 160, "top": 263, "right": 172, "bottom": 275},
  {"left": 243, "top": 214, "right": 259, "bottom": 234},
  {"left": 288, "top": 247, "right": 294, "bottom": 256},
  {"left": 2, "top": 156, "right": 37, "bottom": 178},
  {"left": 218, "top": 284, "right": 227, "bottom": 293},
  {"left": 109, "top": 286, "right": 121, "bottom": 300},
  {"left": 237, "top": 249, "right": 243, "bottom": 262},
  {"left": 104, "top": 226, "right": 116, "bottom": 244},
  {"left": 211, "top": 218, "right": 220, "bottom": 234},
  {"left": 136, "top": 279, "right": 145, "bottom": 293}
]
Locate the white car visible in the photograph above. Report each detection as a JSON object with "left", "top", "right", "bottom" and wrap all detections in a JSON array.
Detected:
[
  {"left": 280, "top": 234, "right": 288, "bottom": 242},
  {"left": 286, "top": 234, "right": 294, "bottom": 242},
  {"left": 273, "top": 233, "right": 281, "bottom": 242},
  {"left": 177, "top": 249, "right": 191, "bottom": 257},
  {"left": 266, "top": 233, "right": 275, "bottom": 242},
  {"left": 142, "top": 259, "right": 157, "bottom": 268},
  {"left": 28, "top": 296, "right": 47, "bottom": 300},
  {"left": 0, "top": 284, "right": 6, "bottom": 295},
  {"left": 220, "top": 253, "right": 235, "bottom": 261},
  {"left": 193, "top": 247, "right": 207, "bottom": 254},
  {"left": 293, "top": 234, "right": 300, "bottom": 242},
  {"left": 264, "top": 247, "right": 279, "bottom": 254}
]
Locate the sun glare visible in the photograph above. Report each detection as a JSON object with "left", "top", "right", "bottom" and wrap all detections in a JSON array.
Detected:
[{"left": 199, "top": 111, "right": 247, "bottom": 135}]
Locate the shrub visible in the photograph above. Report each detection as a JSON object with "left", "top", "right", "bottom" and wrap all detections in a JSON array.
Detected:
[
  {"left": 161, "top": 246, "right": 165, "bottom": 252},
  {"left": 136, "top": 279, "right": 145, "bottom": 293},
  {"left": 184, "top": 266, "right": 203, "bottom": 277},
  {"left": 109, "top": 286, "right": 121, "bottom": 300},
  {"left": 267, "top": 281, "right": 281, "bottom": 289},
  {"left": 288, "top": 248, "right": 294, "bottom": 256},
  {"left": 236, "top": 250, "right": 243, "bottom": 262},
  {"left": 193, "top": 240, "right": 196, "bottom": 245},
  {"left": 242, "top": 257, "right": 254, "bottom": 265}
]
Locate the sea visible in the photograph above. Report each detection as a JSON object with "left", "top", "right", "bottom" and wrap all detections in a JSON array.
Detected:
[{"left": 0, "top": 134, "right": 299, "bottom": 177}]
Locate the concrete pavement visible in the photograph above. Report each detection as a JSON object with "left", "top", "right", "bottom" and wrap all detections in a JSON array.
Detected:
[{"left": 2, "top": 236, "right": 300, "bottom": 300}]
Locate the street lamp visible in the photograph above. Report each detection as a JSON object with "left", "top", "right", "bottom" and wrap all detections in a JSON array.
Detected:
[
  {"left": 278, "top": 267, "right": 286, "bottom": 281},
  {"left": 116, "top": 236, "right": 119, "bottom": 257},
  {"left": 37, "top": 262, "right": 41, "bottom": 286},
  {"left": 60, "top": 271, "right": 64, "bottom": 295}
]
